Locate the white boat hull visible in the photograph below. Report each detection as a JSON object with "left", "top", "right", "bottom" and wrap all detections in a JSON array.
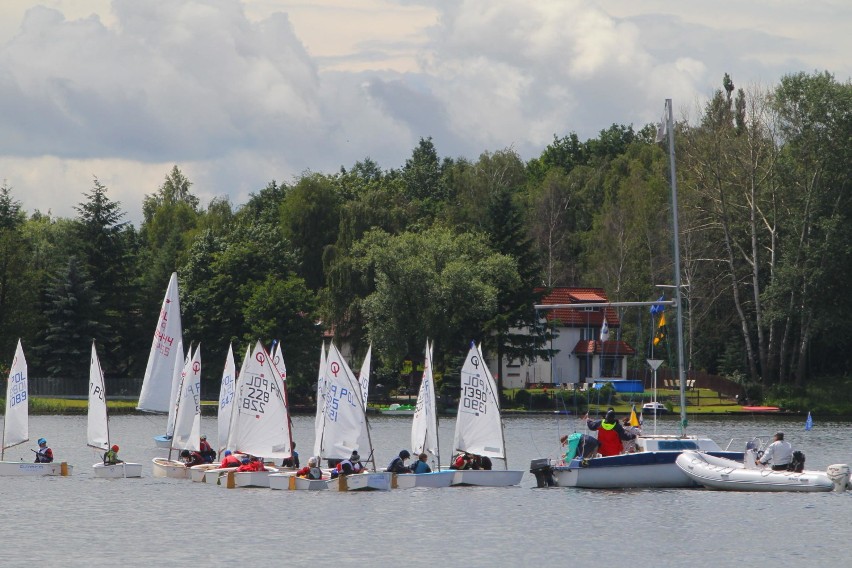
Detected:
[
  {"left": 204, "top": 467, "right": 237, "bottom": 485},
  {"left": 393, "top": 470, "right": 455, "bottom": 489},
  {"left": 233, "top": 468, "right": 278, "bottom": 488},
  {"left": 190, "top": 463, "right": 220, "bottom": 482},
  {"left": 676, "top": 451, "right": 837, "bottom": 492},
  {"left": 0, "top": 461, "right": 73, "bottom": 477},
  {"left": 93, "top": 462, "right": 142, "bottom": 478},
  {"left": 268, "top": 472, "right": 330, "bottom": 491},
  {"left": 327, "top": 472, "right": 393, "bottom": 491},
  {"left": 552, "top": 455, "right": 698, "bottom": 489},
  {"left": 450, "top": 469, "right": 524, "bottom": 487},
  {"left": 151, "top": 457, "right": 189, "bottom": 479}
]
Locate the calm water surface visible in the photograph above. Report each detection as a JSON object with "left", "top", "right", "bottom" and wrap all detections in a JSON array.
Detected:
[{"left": 2, "top": 413, "right": 850, "bottom": 566}]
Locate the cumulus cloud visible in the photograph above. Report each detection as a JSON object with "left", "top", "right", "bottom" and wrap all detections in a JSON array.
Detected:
[{"left": 0, "top": 0, "right": 849, "bottom": 224}]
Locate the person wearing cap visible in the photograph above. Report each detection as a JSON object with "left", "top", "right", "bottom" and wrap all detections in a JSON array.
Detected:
[
  {"left": 198, "top": 435, "right": 217, "bottom": 463},
  {"left": 219, "top": 450, "right": 242, "bottom": 468},
  {"left": 103, "top": 444, "right": 123, "bottom": 465},
  {"left": 349, "top": 451, "right": 365, "bottom": 473},
  {"left": 411, "top": 453, "right": 431, "bottom": 474},
  {"left": 34, "top": 438, "right": 54, "bottom": 463},
  {"left": 756, "top": 432, "right": 793, "bottom": 471},
  {"left": 585, "top": 408, "right": 635, "bottom": 457},
  {"left": 387, "top": 450, "right": 413, "bottom": 474},
  {"left": 179, "top": 449, "right": 205, "bottom": 467}
]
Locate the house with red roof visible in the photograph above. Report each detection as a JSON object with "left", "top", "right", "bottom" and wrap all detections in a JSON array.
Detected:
[{"left": 500, "top": 287, "right": 636, "bottom": 389}]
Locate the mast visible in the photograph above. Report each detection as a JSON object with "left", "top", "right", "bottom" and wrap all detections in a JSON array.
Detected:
[{"left": 664, "top": 98, "right": 688, "bottom": 433}]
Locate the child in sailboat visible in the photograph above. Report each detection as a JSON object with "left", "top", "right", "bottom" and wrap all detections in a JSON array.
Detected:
[
  {"left": 103, "top": 445, "right": 123, "bottom": 465},
  {"left": 34, "top": 438, "right": 54, "bottom": 463}
]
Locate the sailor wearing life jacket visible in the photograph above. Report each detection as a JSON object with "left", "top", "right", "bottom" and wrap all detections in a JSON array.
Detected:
[
  {"left": 586, "top": 409, "right": 636, "bottom": 457},
  {"left": 35, "top": 438, "right": 54, "bottom": 463}
]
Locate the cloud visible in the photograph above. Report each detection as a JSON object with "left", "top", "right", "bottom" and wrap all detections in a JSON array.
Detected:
[{"left": 0, "top": 0, "right": 850, "bottom": 224}]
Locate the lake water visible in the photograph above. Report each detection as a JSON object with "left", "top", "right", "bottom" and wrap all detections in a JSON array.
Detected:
[{"left": 2, "top": 413, "right": 850, "bottom": 566}]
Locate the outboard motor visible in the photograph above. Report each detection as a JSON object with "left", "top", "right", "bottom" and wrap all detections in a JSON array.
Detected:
[
  {"left": 530, "top": 458, "right": 555, "bottom": 488},
  {"left": 826, "top": 464, "right": 850, "bottom": 492}
]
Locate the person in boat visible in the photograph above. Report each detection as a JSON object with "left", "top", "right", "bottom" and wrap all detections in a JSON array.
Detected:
[
  {"left": 349, "top": 451, "right": 365, "bottom": 473},
  {"left": 103, "top": 444, "right": 123, "bottom": 465},
  {"left": 198, "top": 435, "right": 217, "bottom": 463},
  {"left": 387, "top": 450, "right": 413, "bottom": 474},
  {"left": 561, "top": 433, "right": 600, "bottom": 461},
  {"left": 219, "top": 450, "right": 242, "bottom": 469},
  {"left": 281, "top": 442, "right": 300, "bottom": 468},
  {"left": 586, "top": 408, "right": 636, "bottom": 457},
  {"left": 621, "top": 417, "right": 641, "bottom": 453},
  {"left": 237, "top": 455, "right": 267, "bottom": 472},
  {"left": 411, "top": 453, "right": 432, "bottom": 474},
  {"left": 34, "top": 438, "right": 54, "bottom": 463},
  {"left": 756, "top": 432, "right": 793, "bottom": 471},
  {"left": 179, "top": 449, "right": 206, "bottom": 467},
  {"left": 296, "top": 456, "right": 324, "bottom": 480},
  {"left": 450, "top": 452, "right": 472, "bottom": 470}
]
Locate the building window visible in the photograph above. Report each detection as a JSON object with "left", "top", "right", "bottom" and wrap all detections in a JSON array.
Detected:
[
  {"left": 600, "top": 356, "right": 622, "bottom": 378},
  {"left": 580, "top": 328, "right": 598, "bottom": 341}
]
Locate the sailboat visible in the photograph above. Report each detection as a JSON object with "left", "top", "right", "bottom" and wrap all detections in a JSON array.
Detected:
[
  {"left": 0, "top": 340, "right": 72, "bottom": 476},
  {"left": 395, "top": 340, "right": 454, "bottom": 488},
  {"left": 543, "top": 99, "right": 745, "bottom": 489},
  {"left": 137, "top": 272, "right": 184, "bottom": 448},
  {"left": 191, "top": 344, "right": 238, "bottom": 483},
  {"left": 89, "top": 342, "right": 142, "bottom": 478},
  {"left": 220, "top": 341, "right": 287, "bottom": 488},
  {"left": 449, "top": 342, "right": 523, "bottom": 487},
  {"left": 152, "top": 344, "right": 201, "bottom": 479}
]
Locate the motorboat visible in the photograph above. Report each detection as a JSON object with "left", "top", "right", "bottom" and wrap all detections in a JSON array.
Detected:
[
  {"left": 642, "top": 402, "right": 668, "bottom": 415},
  {"left": 676, "top": 450, "right": 849, "bottom": 492}
]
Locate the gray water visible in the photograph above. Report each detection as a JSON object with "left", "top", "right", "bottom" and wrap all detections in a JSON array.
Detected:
[{"left": 2, "top": 413, "right": 850, "bottom": 566}]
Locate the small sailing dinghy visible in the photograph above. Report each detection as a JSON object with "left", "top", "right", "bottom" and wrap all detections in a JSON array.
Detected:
[
  {"left": 395, "top": 341, "right": 454, "bottom": 489},
  {"left": 449, "top": 342, "right": 523, "bottom": 487},
  {"left": 222, "top": 341, "right": 290, "bottom": 489},
  {"left": 89, "top": 343, "right": 142, "bottom": 478},
  {"left": 152, "top": 345, "right": 201, "bottom": 479},
  {"left": 137, "top": 272, "right": 184, "bottom": 449},
  {"left": 191, "top": 345, "right": 238, "bottom": 483},
  {"left": 0, "top": 341, "right": 72, "bottom": 477},
  {"left": 676, "top": 450, "right": 849, "bottom": 492}
]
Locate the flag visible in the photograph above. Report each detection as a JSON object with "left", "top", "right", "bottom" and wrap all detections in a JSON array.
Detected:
[
  {"left": 805, "top": 412, "right": 813, "bottom": 431},
  {"left": 650, "top": 294, "right": 666, "bottom": 316},
  {"left": 629, "top": 405, "right": 640, "bottom": 427},
  {"left": 600, "top": 319, "right": 609, "bottom": 342},
  {"left": 653, "top": 312, "right": 667, "bottom": 346},
  {"left": 655, "top": 100, "right": 669, "bottom": 143}
]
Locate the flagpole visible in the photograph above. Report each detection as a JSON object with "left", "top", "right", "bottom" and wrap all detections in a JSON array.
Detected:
[{"left": 665, "top": 98, "right": 688, "bottom": 434}]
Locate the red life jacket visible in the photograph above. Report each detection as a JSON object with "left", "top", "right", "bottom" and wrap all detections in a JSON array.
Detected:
[{"left": 596, "top": 422, "right": 622, "bottom": 457}]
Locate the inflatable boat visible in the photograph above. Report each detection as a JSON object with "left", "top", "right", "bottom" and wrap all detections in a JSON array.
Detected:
[{"left": 675, "top": 450, "right": 849, "bottom": 492}]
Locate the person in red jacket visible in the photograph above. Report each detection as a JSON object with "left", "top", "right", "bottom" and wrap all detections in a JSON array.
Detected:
[
  {"left": 219, "top": 450, "right": 242, "bottom": 468},
  {"left": 179, "top": 449, "right": 205, "bottom": 467},
  {"left": 586, "top": 408, "right": 635, "bottom": 457},
  {"left": 198, "top": 435, "right": 216, "bottom": 463},
  {"left": 237, "top": 456, "right": 267, "bottom": 472}
]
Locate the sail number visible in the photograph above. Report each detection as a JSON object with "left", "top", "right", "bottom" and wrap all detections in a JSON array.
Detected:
[
  {"left": 8, "top": 371, "right": 27, "bottom": 407},
  {"left": 326, "top": 384, "right": 357, "bottom": 422},
  {"left": 462, "top": 374, "right": 488, "bottom": 414},
  {"left": 241, "top": 375, "right": 273, "bottom": 413}
]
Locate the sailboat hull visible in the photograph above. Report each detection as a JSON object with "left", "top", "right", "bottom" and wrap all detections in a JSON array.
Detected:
[
  {"left": 327, "top": 471, "right": 393, "bottom": 491},
  {"left": 233, "top": 469, "right": 279, "bottom": 488},
  {"left": 190, "top": 463, "right": 220, "bottom": 482},
  {"left": 93, "top": 462, "right": 142, "bottom": 478},
  {"left": 268, "top": 472, "right": 330, "bottom": 491},
  {"left": 151, "top": 457, "right": 189, "bottom": 479},
  {"left": 0, "top": 461, "right": 73, "bottom": 477},
  {"left": 450, "top": 469, "right": 523, "bottom": 487},
  {"left": 153, "top": 435, "right": 173, "bottom": 449},
  {"left": 393, "top": 471, "right": 455, "bottom": 489}
]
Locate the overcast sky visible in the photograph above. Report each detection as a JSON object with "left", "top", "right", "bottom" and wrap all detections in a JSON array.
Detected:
[{"left": 1, "top": 0, "right": 850, "bottom": 225}]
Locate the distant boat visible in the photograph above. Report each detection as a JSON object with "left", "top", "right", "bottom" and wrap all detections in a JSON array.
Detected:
[
  {"left": 740, "top": 406, "right": 781, "bottom": 413},
  {"left": 379, "top": 404, "right": 415, "bottom": 416},
  {"left": 0, "top": 341, "right": 73, "bottom": 477},
  {"left": 88, "top": 342, "right": 142, "bottom": 479},
  {"left": 642, "top": 402, "right": 668, "bottom": 415}
]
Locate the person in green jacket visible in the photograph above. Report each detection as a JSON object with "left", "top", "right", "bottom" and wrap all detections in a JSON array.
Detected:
[{"left": 103, "top": 444, "right": 123, "bottom": 465}]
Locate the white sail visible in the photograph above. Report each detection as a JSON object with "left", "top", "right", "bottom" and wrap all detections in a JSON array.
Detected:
[
  {"left": 171, "top": 345, "right": 201, "bottom": 452},
  {"left": 165, "top": 340, "right": 186, "bottom": 438},
  {"left": 217, "top": 344, "right": 236, "bottom": 455},
  {"left": 355, "top": 345, "right": 372, "bottom": 453},
  {"left": 228, "top": 341, "right": 292, "bottom": 458},
  {"left": 312, "top": 342, "right": 327, "bottom": 459},
  {"left": 3, "top": 340, "right": 28, "bottom": 454},
  {"left": 317, "top": 342, "right": 369, "bottom": 460},
  {"left": 137, "top": 272, "right": 183, "bottom": 413},
  {"left": 87, "top": 343, "right": 109, "bottom": 451},
  {"left": 452, "top": 342, "right": 505, "bottom": 459},
  {"left": 272, "top": 342, "right": 287, "bottom": 381},
  {"left": 411, "top": 341, "right": 439, "bottom": 459}
]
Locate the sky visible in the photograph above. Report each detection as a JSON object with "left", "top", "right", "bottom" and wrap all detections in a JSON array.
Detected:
[{"left": 1, "top": 0, "right": 850, "bottom": 225}]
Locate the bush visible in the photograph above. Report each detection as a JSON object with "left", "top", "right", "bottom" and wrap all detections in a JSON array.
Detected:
[{"left": 513, "top": 389, "right": 531, "bottom": 407}]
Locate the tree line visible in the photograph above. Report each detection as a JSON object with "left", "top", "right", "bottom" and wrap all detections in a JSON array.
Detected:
[{"left": 0, "top": 71, "right": 849, "bottom": 403}]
